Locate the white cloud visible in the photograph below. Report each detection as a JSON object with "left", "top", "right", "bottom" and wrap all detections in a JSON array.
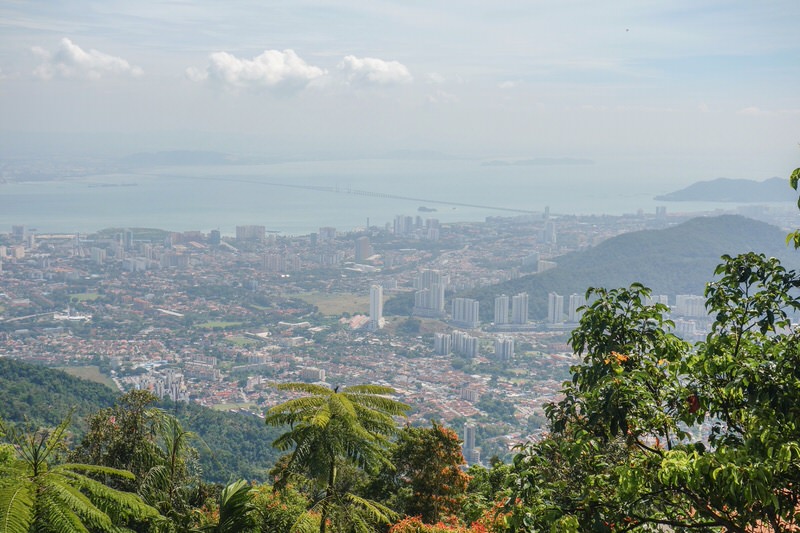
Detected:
[
  {"left": 498, "top": 80, "right": 517, "bottom": 89},
  {"left": 738, "top": 106, "right": 765, "bottom": 116},
  {"left": 188, "top": 49, "right": 326, "bottom": 93},
  {"left": 427, "top": 72, "right": 446, "bottom": 84},
  {"left": 427, "top": 90, "right": 458, "bottom": 104},
  {"left": 338, "top": 55, "right": 412, "bottom": 86},
  {"left": 32, "top": 38, "right": 143, "bottom": 80}
]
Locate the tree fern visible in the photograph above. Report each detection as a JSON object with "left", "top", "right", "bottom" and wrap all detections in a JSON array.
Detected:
[
  {"left": 266, "top": 383, "right": 409, "bottom": 533},
  {"left": 0, "top": 417, "right": 160, "bottom": 533}
]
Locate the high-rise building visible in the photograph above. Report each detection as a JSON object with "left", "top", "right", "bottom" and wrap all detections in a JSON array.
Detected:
[
  {"left": 91, "top": 247, "right": 106, "bottom": 265},
  {"left": 542, "top": 220, "right": 557, "bottom": 244},
  {"left": 11, "top": 225, "right": 26, "bottom": 244},
  {"left": 355, "top": 236, "right": 372, "bottom": 262},
  {"left": 236, "top": 225, "right": 266, "bottom": 243},
  {"left": 548, "top": 292, "right": 564, "bottom": 324},
  {"left": 123, "top": 229, "right": 134, "bottom": 251},
  {"left": 463, "top": 423, "right": 480, "bottom": 465},
  {"left": 452, "top": 331, "right": 479, "bottom": 357},
  {"left": 393, "top": 215, "right": 415, "bottom": 236},
  {"left": 568, "top": 293, "right": 586, "bottom": 323},
  {"left": 318, "top": 226, "right": 336, "bottom": 243},
  {"left": 452, "top": 297, "right": 480, "bottom": 329},
  {"left": 413, "top": 269, "right": 447, "bottom": 317},
  {"left": 494, "top": 295, "right": 509, "bottom": 325},
  {"left": 494, "top": 336, "right": 515, "bottom": 361},
  {"left": 434, "top": 332, "right": 452, "bottom": 355},
  {"left": 369, "top": 285, "right": 384, "bottom": 330},
  {"left": 208, "top": 230, "right": 221, "bottom": 245},
  {"left": 511, "top": 292, "right": 529, "bottom": 324},
  {"left": 675, "top": 295, "right": 706, "bottom": 317}
]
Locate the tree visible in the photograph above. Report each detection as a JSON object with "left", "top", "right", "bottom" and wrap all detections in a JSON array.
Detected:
[
  {"left": 71, "top": 390, "right": 203, "bottom": 529},
  {"left": 265, "top": 383, "right": 409, "bottom": 533},
  {"left": 0, "top": 416, "right": 160, "bottom": 533},
  {"left": 503, "top": 250, "right": 800, "bottom": 531},
  {"left": 374, "top": 422, "right": 470, "bottom": 524},
  {"left": 787, "top": 165, "right": 800, "bottom": 248}
]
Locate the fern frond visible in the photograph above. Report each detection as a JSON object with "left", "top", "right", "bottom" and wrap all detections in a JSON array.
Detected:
[
  {"left": 0, "top": 483, "right": 34, "bottom": 533},
  {"left": 274, "top": 382, "right": 334, "bottom": 395}
]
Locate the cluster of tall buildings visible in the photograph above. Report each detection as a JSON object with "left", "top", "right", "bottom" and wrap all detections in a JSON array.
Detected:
[
  {"left": 494, "top": 336, "right": 515, "bottom": 361},
  {"left": 413, "top": 269, "right": 448, "bottom": 318},
  {"left": 547, "top": 292, "right": 587, "bottom": 325},
  {"left": 494, "top": 292, "right": 529, "bottom": 326},
  {"left": 434, "top": 330, "right": 479, "bottom": 357}
]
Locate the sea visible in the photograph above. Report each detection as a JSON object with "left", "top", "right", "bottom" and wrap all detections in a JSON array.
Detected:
[{"left": 0, "top": 158, "right": 782, "bottom": 236}]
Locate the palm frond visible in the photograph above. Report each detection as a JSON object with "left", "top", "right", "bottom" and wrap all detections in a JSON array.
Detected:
[
  {"left": 58, "top": 463, "right": 136, "bottom": 480},
  {"left": 343, "top": 493, "right": 398, "bottom": 524},
  {"left": 215, "top": 480, "right": 256, "bottom": 533}
]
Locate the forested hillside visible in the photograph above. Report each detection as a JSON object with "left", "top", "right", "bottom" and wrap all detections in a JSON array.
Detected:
[
  {"left": 466, "top": 214, "right": 798, "bottom": 319},
  {"left": 0, "top": 358, "right": 283, "bottom": 482}
]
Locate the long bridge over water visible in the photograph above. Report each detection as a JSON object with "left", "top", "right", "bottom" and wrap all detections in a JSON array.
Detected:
[{"left": 157, "top": 173, "right": 537, "bottom": 215}]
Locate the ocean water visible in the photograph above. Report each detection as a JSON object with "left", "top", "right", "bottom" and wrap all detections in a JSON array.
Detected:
[{"left": 0, "top": 158, "right": 759, "bottom": 235}]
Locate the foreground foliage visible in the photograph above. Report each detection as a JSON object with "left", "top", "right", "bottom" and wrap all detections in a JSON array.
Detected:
[
  {"left": 503, "top": 250, "right": 800, "bottom": 531},
  {"left": 0, "top": 416, "right": 159, "bottom": 533}
]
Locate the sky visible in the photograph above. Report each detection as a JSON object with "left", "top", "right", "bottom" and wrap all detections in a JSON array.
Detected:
[{"left": 0, "top": 0, "right": 799, "bottom": 180}]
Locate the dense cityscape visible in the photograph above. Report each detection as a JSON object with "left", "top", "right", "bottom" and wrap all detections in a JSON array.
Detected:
[{"left": 2, "top": 204, "right": 789, "bottom": 462}]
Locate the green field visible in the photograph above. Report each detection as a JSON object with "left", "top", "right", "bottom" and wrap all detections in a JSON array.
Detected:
[
  {"left": 295, "top": 292, "right": 369, "bottom": 316},
  {"left": 210, "top": 402, "right": 257, "bottom": 412},
  {"left": 71, "top": 292, "right": 101, "bottom": 302},
  {"left": 56, "top": 365, "right": 117, "bottom": 390},
  {"left": 225, "top": 335, "right": 259, "bottom": 347},
  {"left": 197, "top": 321, "right": 244, "bottom": 330}
]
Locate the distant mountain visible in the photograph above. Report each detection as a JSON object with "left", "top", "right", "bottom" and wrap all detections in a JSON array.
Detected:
[
  {"left": 458, "top": 215, "right": 799, "bottom": 320},
  {"left": 481, "top": 157, "right": 594, "bottom": 167},
  {"left": 0, "top": 358, "right": 282, "bottom": 482},
  {"left": 118, "top": 150, "right": 241, "bottom": 167},
  {"left": 655, "top": 177, "right": 791, "bottom": 202}
]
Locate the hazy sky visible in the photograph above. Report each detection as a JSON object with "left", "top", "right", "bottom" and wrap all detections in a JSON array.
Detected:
[{"left": 1, "top": 0, "right": 798, "bottom": 177}]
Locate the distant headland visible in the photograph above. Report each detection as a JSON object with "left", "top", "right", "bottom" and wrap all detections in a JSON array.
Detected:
[{"left": 655, "top": 177, "right": 791, "bottom": 203}]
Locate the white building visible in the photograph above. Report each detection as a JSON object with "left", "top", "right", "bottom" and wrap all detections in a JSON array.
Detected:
[
  {"left": 369, "top": 284, "right": 384, "bottom": 330},
  {"left": 494, "top": 295, "right": 509, "bottom": 325},
  {"left": 511, "top": 292, "right": 529, "bottom": 324},
  {"left": 452, "top": 297, "right": 480, "bottom": 329},
  {"left": 548, "top": 292, "right": 564, "bottom": 324},
  {"left": 568, "top": 293, "right": 586, "bottom": 323}
]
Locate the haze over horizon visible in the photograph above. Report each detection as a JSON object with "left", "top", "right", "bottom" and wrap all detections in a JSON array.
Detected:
[{"left": 1, "top": 1, "right": 799, "bottom": 185}]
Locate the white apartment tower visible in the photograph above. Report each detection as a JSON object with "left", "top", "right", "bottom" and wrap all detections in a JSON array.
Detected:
[
  {"left": 413, "top": 269, "right": 447, "bottom": 317},
  {"left": 494, "top": 336, "right": 515, "bottom": 361},
  {"left": 369, "top": 284, "right": 384, "bottom": 330},
  {"left": 452, "top": 297, "right": 480, "bottom": 329},
  {"left": 494, "top": 295, "right": 509, "bottom": 325},
  {"left": 548, "top": 292, "right": 565, "bottom": 324},
  {"left": 568, "top": 293, "right": 587, "bottom": 323},
  {"left": 511, "top": 292, "right": 529, "bottom": 324}
]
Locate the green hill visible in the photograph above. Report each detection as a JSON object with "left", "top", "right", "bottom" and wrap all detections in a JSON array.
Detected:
[
  {"left": 0, "top": 358, "right": 282, "bottom": 482},
  {"left": 467, "top": 215, "right": 799, "bottom": 319}
]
